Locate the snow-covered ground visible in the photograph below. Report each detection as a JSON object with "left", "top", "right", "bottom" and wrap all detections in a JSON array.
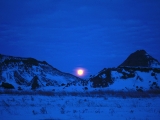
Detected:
[{"left": 0, "top": 93, "right": 160, "bottom": 120}]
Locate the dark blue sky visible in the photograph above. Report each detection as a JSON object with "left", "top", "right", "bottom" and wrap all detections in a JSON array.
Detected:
[{"left": 0, "top": 0, "right": 160, "bottom": 78}]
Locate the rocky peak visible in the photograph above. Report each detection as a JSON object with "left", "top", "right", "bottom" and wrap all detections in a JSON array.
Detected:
[{"left": 119, "top": 50, "right": 160, "bottom": 68}]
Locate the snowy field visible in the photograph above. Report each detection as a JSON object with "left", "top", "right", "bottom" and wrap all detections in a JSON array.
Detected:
[{"left": 0, "top": 91, "right": 160, "bottom": 120}]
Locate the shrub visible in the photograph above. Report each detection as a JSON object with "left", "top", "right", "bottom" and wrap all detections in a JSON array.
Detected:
[
  {"left": 40, "top": 107, "right": 47, "bottom": 114},
  {"left": 61, "top": 83, "right": 65, "bottom": 86},
  {"left": 90, "top": 69, "right": 114, "bottom": 88},
  {"left": 83, "top": 87, "right": 88, "bottom": 91},
  {"left": 151, "top": 72, "right": 155, "bottom": 76},
  {"left": 31, "top": 76, "right": 39, "bottom": 90},
  {"left": 1, "top": 82, "right": 15, "bottom": 89},
  {"left": 18, "top": 86, "right": 22, "bottom": 90}
]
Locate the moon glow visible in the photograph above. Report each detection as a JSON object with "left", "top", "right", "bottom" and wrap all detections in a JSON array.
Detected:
[{"left": 77, "top": 69, "right": 84, "bottom": 76}]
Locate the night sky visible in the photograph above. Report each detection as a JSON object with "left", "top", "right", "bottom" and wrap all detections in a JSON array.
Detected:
[{"left": 0, "top": 0, "right": 160, "bottom": 78}]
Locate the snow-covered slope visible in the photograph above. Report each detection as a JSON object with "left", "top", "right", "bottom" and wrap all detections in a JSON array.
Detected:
[
  {"left": 0, "top": 54, "right": 84, "bottom": 91},
  {"left": 90, "top": 67, "right": 160, "bottom": 91},
  {"left": 110, "top": 67, "right": 160, "bottom": 91},
  {"left": 90, "top": 50, "right": 160, "bottom": 91}
]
